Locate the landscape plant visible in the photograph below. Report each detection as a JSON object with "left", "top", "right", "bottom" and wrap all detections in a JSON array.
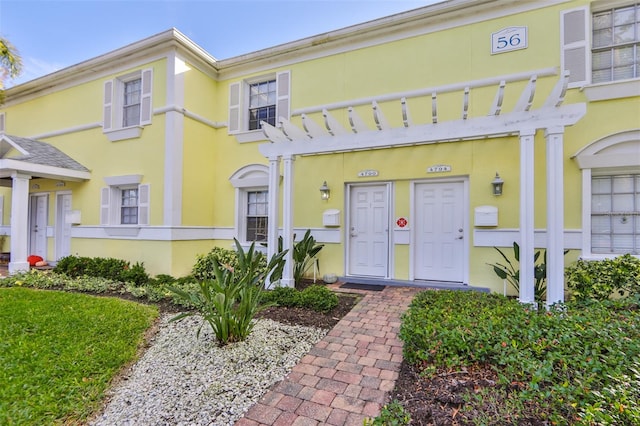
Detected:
[
  {"left": 566, "top": 253, "right": 640, "bottom": 301},
  {"left": 292, "top": 229, "right": 324, "bottom": 284},
  {"left": 399, "top": 290, "right": 640, "bottom": 424},
  {"left": 169, "top": 239, "right": 287, "bottom": 345},
  {"left": 0, "top": 287, "right": 157, "bottom": 425},
  {"left": 261, "top": 284, "right": 338, "bottom": 313},
  {"left": 487, "top": 242, "right": 565, "bottom": 305},
  {"left": 54, "top": 255, "right": 149, "bottom": 286}
]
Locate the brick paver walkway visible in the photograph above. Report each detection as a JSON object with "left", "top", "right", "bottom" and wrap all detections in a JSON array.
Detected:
[{"left": 236, "top": 284, "right": 420, "bottom": 426}]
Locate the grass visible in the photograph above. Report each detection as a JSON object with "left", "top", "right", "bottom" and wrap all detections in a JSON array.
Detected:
[{"left": 0, "top": 287, "right": 158, "bottom": 425}]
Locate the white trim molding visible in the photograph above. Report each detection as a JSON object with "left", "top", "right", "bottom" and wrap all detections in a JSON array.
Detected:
[{"left": 473, "top": 228, "right": 582, "bottom": 249}]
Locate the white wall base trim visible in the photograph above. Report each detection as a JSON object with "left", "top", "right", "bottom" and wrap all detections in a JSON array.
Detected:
[
  {"left": 473, "top": 228, "right": 582, "bottom": 249},
  {"left": 69, "top": 226, "right": 342, "bottom": 243}
]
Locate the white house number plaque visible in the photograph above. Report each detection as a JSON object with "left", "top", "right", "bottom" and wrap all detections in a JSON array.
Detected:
[{"left": 491, "top": 26, "right": 528, "bottom": 54}]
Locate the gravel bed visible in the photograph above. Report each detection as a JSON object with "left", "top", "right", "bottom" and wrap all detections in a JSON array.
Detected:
[{"left": 90, "top": 314, "right": 327, "bottom": 426}]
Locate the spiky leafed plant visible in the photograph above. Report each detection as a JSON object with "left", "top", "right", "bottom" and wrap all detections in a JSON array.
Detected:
[{"left": 169, "top": 239, "right": 287, "bottom": 345}]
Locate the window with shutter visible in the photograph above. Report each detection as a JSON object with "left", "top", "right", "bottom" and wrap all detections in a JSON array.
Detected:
[
  {"left": 102, "top": 68, "right": 153, "bottom": 141},
  {"left": 100, "top": 176, "right": 149, "bottom": 226},
  {"left": 228, "top": 71, "right": 291, "bottom": 140},
  {"left": 0, "top": 112, "right": 6, "bottom": 133}
]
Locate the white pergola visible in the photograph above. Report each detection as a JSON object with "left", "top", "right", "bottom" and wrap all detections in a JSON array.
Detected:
[{"left": 259, "top": 70, "right": 586, "bottom": 306}]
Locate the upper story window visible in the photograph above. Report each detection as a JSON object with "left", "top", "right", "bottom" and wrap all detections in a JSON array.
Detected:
[
  {"left": 228, "top": 71, "right": 290, "bottom": 143},
  {"left": 248, "top": 80, "right": 276, "bottom": 130},
  {"left": 561, "top": 3, "right": 640, "bottom": 93},
  {"left": 103, "top": 68, "right": 153, "bottom": 142},
  {"left": 592, "top": 4, "right": 640, "bottom": 83},
  {"left": 123, "top": 79, "right": 142, "bottom": 127}
]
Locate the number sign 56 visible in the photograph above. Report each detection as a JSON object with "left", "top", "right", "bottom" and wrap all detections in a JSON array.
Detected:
[{"left": 491, "top": 27, "right": 528, "bottom": 54}]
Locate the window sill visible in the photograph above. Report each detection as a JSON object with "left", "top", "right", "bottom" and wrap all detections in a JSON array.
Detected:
[
  {"left": 583, "top": 78, "right": 640, "bottom": 102},
  {"left": 104, "top": 126, "right": 143, "bottom": 142},
  {"left": 580, "top": 253, "right": 640, "bottom": 261},
  {"left": 232, "top": 129, "right": 268, "bottom": 144}
]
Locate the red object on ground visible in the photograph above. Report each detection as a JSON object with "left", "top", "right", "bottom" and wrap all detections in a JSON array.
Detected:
[{"left": 27, "top": 255, "right": 44, "bottom": 266}]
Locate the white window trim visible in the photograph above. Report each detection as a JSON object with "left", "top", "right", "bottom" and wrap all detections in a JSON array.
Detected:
[
  {"left": 574, "top": 130, "right": 640, "bottom": 259},
  {"left": 103, "top": 68, "right": 153, "bottom": 142},
  {"left": 580, "top": 2, "right": 640, "bottom": 99},
  {"left": 229, "top": 164, "right": 271, "bottom": 245},
  {"left": 228, "top": 70, "right": 290, "bottom": 142},
  {"left": 101, "top": 175, "right": 150, "bottom": 226}
]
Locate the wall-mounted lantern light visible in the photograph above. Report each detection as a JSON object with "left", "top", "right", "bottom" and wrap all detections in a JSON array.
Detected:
[
  {"left": 319, "top": 181, "right": 330, "bottom": 200},
  {"left": 492, "top": 172, "right": 504, "bottom": 196}
]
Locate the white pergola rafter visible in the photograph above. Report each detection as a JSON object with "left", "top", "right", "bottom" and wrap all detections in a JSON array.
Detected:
[{"left": 260, "top": 71, "right": 586, "bottom": 307}]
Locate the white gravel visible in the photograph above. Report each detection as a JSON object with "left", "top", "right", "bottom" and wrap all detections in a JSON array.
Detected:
[{"left": 90, "top": 314, "right": 327, "bottom": 426}]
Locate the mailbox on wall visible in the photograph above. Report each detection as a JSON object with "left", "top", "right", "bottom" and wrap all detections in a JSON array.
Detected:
[
  {"left": 323, "top": 209, "right": 340, "bottom": 227},
  {"left": 474, "top": 205, "right": 498, "bottom": 227}
]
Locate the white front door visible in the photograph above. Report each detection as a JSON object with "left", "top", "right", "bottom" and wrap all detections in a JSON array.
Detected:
[
  {"left": 55, "top": 193, "right": 72, "bottom": 260},
  {"left": 414, "top": 181, "right": 465, "bottom": 282},
  {"left": 348, "top": 184, "right": 390, "bottom": 277},
  {"left": 29, "top": 194, "right": 48, "bottom": 259}
]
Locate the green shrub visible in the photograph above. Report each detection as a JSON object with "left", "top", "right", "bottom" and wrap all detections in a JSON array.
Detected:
[
  {"left": 1, "top": 270, "right": 122, "bottom": 293},
  {"left": 54, "top": 256, "right": 149, "bottom": 286},
  {"left": 169, "top": 240, "right": 287, "bottom": 345},
  {"left": 400, "top": 290, "right": 640, "bottom": 423},
  {"left": 262, "top": 284, "right": 338, "bottom": 313},
  {"left": 298, "top": 284, "right": 338, "bottom": 313},
  {"left": 566, "top": 254, "right": 640, "bottom": 301},
  {"left": 192, "top": 246, "right": 239, "bottom": 281},
  {"left": 262, "top": 286, "right": 299, "bottom": 307}
]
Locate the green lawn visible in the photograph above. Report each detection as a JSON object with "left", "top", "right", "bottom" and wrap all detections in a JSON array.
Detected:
[{"left": 0, "top": 288, "right": 158, "bottom": 425}]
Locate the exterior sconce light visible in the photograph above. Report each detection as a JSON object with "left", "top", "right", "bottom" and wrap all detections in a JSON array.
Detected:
[
  {"left": 491, "top": 172, "right": 504, "bottom": 196},
  {"left": 319, "top": 181, "right": 330, "bottom": 200}
]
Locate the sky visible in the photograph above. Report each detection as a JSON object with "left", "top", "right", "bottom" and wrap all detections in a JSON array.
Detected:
[{"left": 0, "top": 0, "right": 443, "bottom": 87}]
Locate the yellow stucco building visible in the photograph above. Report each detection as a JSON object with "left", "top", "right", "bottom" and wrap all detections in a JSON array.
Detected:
[{"left": 0, "top": 0, "right": 638, "bottom": 304}]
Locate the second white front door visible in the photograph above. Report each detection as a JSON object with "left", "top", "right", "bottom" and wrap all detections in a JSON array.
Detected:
[
  {"left": 348, "top": 184, "right": 390, "bottom": 277},
  {"left": 414, "top": 181, "right": 465, "bottom": 282}
]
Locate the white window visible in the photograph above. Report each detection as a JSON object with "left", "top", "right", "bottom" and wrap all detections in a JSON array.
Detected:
[
  {"left": 101, "top": 175, "right": 150, "bottom": 226},
  {"left": 592, "top": 3, "right": 640, "bottom": 83},
  {"left": 123, "top": 79, "right": 142, "bottom": 127},
  {"left": 248, "top": 80, "right": 277, "bottom": 130},
  {"left": 103, "top": 68, "right": 153, "bottom": 142},
  {"left": 574, "top": 130, "right": 640, "bottom": 258},
  {"left": 245, "top": 190, "right": 269, "bottom": 242},
  {"left": 120, "top": 188, "right": 139, "bottom": 225},
  {"left": 229, "top": 164, "right": 274, "bottom": 244},
  {"left": 562, "top": 3, "right": 640, "bottom": 92},
  {"left": 228, "top": 71, "right": 290, "bottom": 142},
  {"left": 591, "top": 174, "right": 640, "bottom": 254}
]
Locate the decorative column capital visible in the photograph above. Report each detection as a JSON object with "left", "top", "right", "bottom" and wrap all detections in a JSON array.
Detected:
[{"left": 544, "top": 126, "right": 565, "bottom": 137}]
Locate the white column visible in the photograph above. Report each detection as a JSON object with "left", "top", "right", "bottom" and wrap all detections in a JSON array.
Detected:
[
  {"left": 545, "top": 126, "right": 565, "bottom": 306},
  {"left": 281, "top": 154, "right": 295, "bottom": 288},
  {"left": 9, "top": 173, "right": 31, "bottom": 274},
  {"left": 519, "top": 129, "right": 536, "bottom": 305},
  {"left": 266, "top": 156, "right": 281, "bottom": 288}
]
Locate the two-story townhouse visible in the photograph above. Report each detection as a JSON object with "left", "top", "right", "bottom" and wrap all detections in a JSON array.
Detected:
[{"left": 0, "top": 0, "right": 638, "bottom": 305}]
